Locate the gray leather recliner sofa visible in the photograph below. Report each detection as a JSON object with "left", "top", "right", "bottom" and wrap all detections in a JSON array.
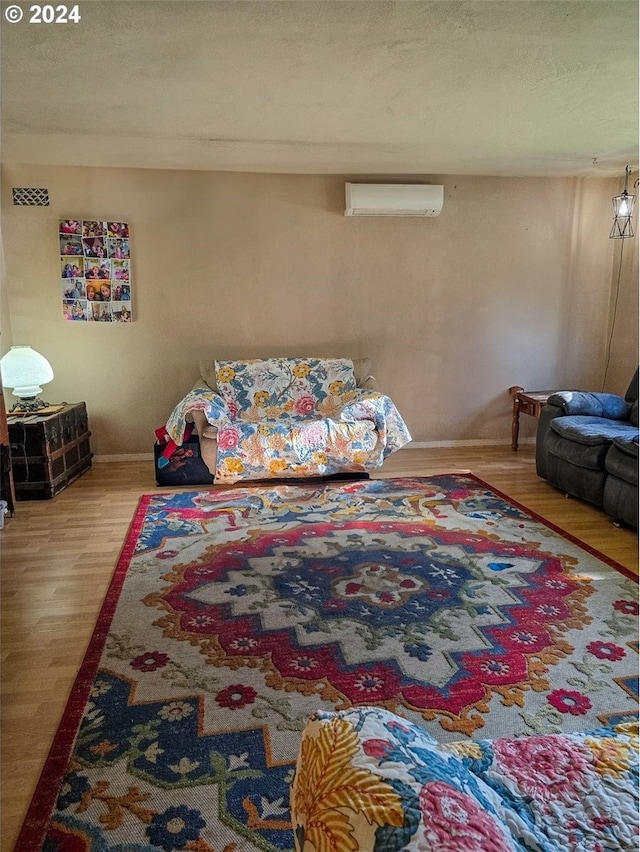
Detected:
[{"left": 536, "top": 369, "right": 638, "bottom": 529}]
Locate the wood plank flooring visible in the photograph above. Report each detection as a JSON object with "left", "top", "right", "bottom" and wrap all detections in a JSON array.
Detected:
[{"left": 1, "top": 446, "right": 637, "bottom": 849}]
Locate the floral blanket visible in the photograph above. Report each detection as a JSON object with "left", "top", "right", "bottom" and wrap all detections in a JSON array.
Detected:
[
  {"left": 291, "top": 706, "right": 639, "bottom": 852},
  {"left": 164, "top": 358, "right": 411, "bottom": 483}
]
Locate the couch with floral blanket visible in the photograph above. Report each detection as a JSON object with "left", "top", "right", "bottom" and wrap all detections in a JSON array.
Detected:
[
  {"left": 291, "top": 706, "right": 638, "bottom": 852},
  {"left": 163, "top": 357, "right": 411, "bottom": 484}
]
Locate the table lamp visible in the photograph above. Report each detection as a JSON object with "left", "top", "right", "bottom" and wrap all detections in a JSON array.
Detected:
[{"left": 0, "top": 345, "right": 54, "bottom": 412}]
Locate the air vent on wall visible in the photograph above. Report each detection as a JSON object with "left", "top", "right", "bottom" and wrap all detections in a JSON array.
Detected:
[
  {"left": 12, "top": 187, "right": 50, "bottom": 206},
  {"left": 345, "top": 183, "right": 443, "bottom": 217}
]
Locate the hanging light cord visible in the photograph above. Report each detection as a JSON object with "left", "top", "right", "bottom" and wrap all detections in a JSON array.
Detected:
[
  {"left": 601, "top": 238, "right": 625, "bottom": 392},
  {"left": 602, "top": 171, "right": 637, "bottom": 391}
]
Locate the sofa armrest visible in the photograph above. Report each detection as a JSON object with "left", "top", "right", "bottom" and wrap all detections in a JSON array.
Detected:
[{"left": 546, "top": 391, "right": 631, "bottom": 420}]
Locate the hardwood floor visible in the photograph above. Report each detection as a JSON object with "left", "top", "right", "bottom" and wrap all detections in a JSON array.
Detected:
[{"left": 1, "top": 446, "right": 637, "bottom": 849}]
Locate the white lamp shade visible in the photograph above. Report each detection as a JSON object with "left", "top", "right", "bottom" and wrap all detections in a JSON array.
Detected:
[{"left": 0, "top": 346, "right": 54, "bottom": 398}]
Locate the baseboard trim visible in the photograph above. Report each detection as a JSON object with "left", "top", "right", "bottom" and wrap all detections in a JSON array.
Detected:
[{"left": 407, "top": 438, "right": 535, "bottom": 449}]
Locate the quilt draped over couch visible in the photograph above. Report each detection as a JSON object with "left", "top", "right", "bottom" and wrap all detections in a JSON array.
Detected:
[{"left": 164, "top": 357, "right": 411, "bottom": 483}]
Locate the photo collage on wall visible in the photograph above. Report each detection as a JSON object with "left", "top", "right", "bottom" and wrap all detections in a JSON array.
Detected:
[{"left": 60, "top": 220, "right": 133, "bottom": 322}]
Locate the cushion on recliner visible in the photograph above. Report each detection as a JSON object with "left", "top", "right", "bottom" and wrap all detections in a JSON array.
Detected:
[
  {"left": 605, "top": 436, "right": 639, "bottom": 486},
  {"left": 603, "top": 444, "right": 639, "bottom": 528},
  {"left": 546, "top": 453, "right": 608, "bottom": 505},
  {"left": 611, "top": 434, "right": 640, "bottom": 458},
  {"left": 547, "top": 391, "right": 631, "bottom": 419},
  {"left": 550, "top": 415, "right": 638, "bottom": 446},
  {"left": 546, "top": 432, "right": 610, "bottom": 471}
]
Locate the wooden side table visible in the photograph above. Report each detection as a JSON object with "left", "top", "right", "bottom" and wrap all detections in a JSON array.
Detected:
[
  {"left": 7, "top": 402, "right": 92, "bottom": 499},
  {"left": 509, "top": 387, "right": 554, "bottom": 451}
]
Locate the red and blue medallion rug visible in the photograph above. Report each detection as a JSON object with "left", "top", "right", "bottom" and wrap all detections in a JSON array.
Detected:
[{"left": 17, "top": 475, "right": 638, "bottom": 851}]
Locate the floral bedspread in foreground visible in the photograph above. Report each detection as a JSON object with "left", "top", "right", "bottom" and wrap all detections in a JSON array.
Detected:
[{"left": 292, "top": 706, "right": 639, "bottom": 851}]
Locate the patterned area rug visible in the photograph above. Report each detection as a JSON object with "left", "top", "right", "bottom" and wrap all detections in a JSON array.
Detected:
[{"left": 18, "top": 475, "right": 638, "bottom": 851}]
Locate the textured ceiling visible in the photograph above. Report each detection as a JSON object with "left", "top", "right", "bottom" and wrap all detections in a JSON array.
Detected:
[{"left": 1, "top": 0, "right": 638, "bottom": 176}]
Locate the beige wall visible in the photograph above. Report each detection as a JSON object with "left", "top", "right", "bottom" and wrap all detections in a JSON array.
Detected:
[
  {"left": 0, "top": 236, "right": 13, "bottom": 358},
  {"left": 0, "top": 166, "right": 635, "bottom": 456}
]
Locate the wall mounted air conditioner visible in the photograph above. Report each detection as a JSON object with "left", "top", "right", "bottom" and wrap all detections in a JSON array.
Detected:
[{"left": 345, "top": 183, "right": 444, "bottom": 217}]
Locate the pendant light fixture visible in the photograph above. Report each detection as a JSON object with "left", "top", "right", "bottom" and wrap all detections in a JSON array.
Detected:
[{"left": 609, "top": 166, "right": 636, "bottom": 239}]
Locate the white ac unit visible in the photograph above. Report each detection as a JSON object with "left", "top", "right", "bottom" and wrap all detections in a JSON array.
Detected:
[{"left": 345, "top": 183, "right": 444, "bottom": 217}]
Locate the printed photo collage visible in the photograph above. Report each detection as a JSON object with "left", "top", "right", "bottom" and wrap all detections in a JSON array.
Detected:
[{"left": 60, "top": 219, "right": 133, "bottom": 322}]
